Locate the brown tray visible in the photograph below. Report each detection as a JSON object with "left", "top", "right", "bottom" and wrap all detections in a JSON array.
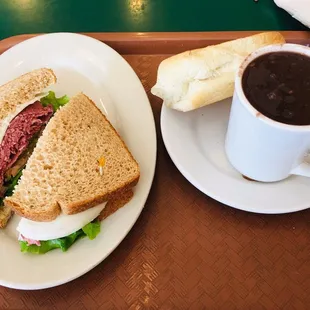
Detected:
[{"left": 1, "top": 32, "right": 310, "bottom": 309}]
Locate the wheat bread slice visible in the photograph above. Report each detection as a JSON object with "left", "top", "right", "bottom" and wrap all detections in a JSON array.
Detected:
[
  {"left": 0, "top": 68, "right": 56, "bottom": 122},
  {"left": 4, "top": 93, "right": 140, "bottom": 222}
]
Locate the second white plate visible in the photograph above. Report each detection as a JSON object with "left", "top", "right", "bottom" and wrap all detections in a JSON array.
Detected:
[{"left": 161, "top": 98, "right": 310, "bottom": 214}]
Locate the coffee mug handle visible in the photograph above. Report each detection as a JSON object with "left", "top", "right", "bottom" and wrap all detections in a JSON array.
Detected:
[{"left": 291, "top": 162, "right": 310, "bottom": 177}]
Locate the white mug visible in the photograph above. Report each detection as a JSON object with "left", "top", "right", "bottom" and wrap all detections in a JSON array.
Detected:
[{"left": 225, "top": 43, "right": 310, "bottom": 182}]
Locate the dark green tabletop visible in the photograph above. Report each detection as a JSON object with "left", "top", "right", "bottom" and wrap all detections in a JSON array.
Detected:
[{"left": 0, "top": 0, "right": 307, "bottom": 40}]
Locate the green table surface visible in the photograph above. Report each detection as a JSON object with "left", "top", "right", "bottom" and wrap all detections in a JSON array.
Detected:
[{"left": 0, "top": 0, "right": 308, "bottom": 40}]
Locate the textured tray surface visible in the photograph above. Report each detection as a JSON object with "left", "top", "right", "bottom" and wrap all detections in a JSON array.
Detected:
[{"left": 0, "top": 32, "right": 310, "bottom": 309}]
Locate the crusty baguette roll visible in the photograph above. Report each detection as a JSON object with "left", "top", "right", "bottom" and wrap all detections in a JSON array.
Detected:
[
  {"left": 0, "top": 68, "right": 56, "bottom": 121},
  {"left": 151, "top": 32, "right": 286, "bottom": 112},
  {"left": 5, "top": 93, "right": 140, "bottom": 222}
]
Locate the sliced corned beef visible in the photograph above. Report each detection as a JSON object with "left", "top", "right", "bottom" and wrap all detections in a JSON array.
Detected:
[{"left": 0, "top": 101, "right": 53, "bottom": 187}]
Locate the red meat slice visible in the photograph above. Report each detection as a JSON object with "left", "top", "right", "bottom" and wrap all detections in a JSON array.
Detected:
[{"left": 0, "top": 101, "right": 53, "bottom": 186}]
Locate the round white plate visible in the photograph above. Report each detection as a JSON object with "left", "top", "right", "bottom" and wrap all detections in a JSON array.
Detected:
[
  {"left": 0, "top": 33, "right": 156, "bottom": 290},
  {"left": 161, "top": 99, "right": 310, "bottom": 214}
]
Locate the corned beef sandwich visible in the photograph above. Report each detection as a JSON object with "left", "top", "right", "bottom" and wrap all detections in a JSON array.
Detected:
[{"left": 1, "top": 68, "right": 140, "bottom": 254}]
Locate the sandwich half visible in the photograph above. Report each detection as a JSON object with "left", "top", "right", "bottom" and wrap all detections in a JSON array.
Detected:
[
  {"left": 0, "top": 68, "right": 69, "bottom": 228},
  {"left": 4, "top": 93, "right": 140, "bottom": 254}
]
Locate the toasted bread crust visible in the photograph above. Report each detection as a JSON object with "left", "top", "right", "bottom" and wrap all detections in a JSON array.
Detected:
[
  {"left": 64, "top": 175, "right": 139, "bottom": 215},
  {"left": 98, "top": 189, "right": 134, "bottom": 221},
  {"left": 0, "top": 205, "right": 13, "bottom": 228},
  {"left": 4, "top": 199, "right": 61, "bottom": 222}
]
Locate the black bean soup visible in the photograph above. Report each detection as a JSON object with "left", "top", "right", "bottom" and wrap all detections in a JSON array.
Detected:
[{"left": 242, "top": 51, "right": 310, "bottom": 125}]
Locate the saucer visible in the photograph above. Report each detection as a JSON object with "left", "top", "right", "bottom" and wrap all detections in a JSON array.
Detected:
[{"left": 161, "top": 98, "right": 310, "bottom": 214}]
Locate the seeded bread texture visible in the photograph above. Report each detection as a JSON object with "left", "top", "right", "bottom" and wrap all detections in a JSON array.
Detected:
[
  {"left": 4, "top": 93, "right": 140, "bottom": 222},
  {"left": 0, "top": 68, "right": 56, "bottom": 121}
]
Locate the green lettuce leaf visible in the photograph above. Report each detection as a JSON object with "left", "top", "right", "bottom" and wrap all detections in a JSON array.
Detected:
[
  {"left": 82, "top": 221, "right": 101, "bottom": 240},
  {"left": 5, "top": 168, "right": 23, "bottom": 197},
  {"left": 40, "top": 91, "right": 70, "bottom": 112},
  {"left": 20, "top": 222, "right": 101, "bottom": 254}
]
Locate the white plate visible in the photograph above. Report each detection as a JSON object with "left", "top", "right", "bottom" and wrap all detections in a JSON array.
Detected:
[
  {"left": 0, "top": 33, "right": 156, "bottom": 290},
  {"left": 161, "top": 99, "right": 310, "bottom": 214}
]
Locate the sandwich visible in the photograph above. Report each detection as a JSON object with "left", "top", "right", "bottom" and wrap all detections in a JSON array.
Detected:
[
  {"left": 151, "top": 32, "right": 286, "bottom": 112},
  {"left": 0, "top": 68, "right": 68, "bottom": 228},
  {"left": 1, "top": 70, "right": 140, "bottom": 254}
]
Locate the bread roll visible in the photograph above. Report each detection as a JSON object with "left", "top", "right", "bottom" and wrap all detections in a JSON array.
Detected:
[{"left": 151, "top": 32, "right": 286, "bottom": 112}]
